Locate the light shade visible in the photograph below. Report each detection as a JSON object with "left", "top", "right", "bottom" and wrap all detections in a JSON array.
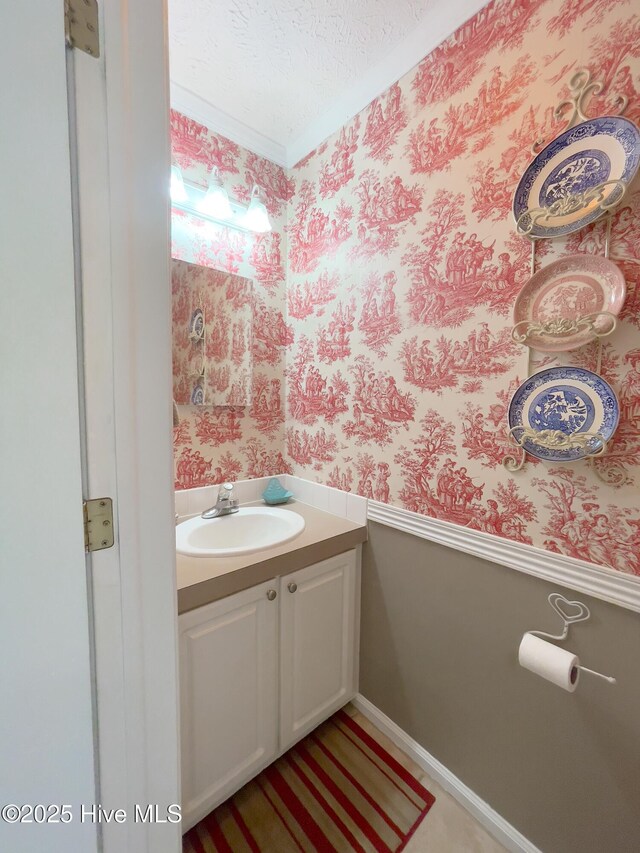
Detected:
[
  {"left": 170, "top": 165, "right": 188, "bottom": 203},
  {"left": 242, "top": 185, "right": 272, "bottom": 233},
  {"left": 198, "top": 167, "right": 233, "bottom": 220}
]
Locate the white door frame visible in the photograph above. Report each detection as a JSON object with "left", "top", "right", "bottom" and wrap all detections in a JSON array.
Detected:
[{"left": 72, "top": 2, "right": 181, "bottom": 851}]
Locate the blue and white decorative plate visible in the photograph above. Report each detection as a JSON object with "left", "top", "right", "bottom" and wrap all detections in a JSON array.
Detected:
[
  {"left": 189, "top": 308, "right": 205, "bottom": 340},
  {"left": 513, "top": 116, "right": 640, "bottom": 238},
  {"left": 508, "top": 367, "right": 619, "bottom": 462},
  {"left": 190, "top": 382, "right": 205, "bottom": 405}
]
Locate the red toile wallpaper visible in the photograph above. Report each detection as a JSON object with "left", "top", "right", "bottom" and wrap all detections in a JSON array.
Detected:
[
  {"left": 172, "top": 0, "right": 640, "bottom": 577},
  {"left": 285, "top": 0, "right": 640, "bottom": 575},
  {"left": 172, "top": 260, "right": 253, "bottom": 407}
]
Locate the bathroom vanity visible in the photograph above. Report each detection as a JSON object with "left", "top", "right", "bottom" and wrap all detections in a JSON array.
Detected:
[{"left": 176, "top": 502, "right": 367, "bottom": 831}]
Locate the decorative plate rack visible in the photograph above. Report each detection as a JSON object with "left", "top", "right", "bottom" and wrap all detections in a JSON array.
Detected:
[{"left": 502, "top": 69, "right": 640, "bottom": 484}]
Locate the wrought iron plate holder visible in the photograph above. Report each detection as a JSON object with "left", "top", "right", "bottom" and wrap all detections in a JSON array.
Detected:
[{"left": 503, "top": 68, "right": 631, "bottom": 479}]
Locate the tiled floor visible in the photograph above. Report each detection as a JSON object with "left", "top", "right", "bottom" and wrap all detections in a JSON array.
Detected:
[{"left": 344, "top": 705, "right": 507, "bottom": 853}]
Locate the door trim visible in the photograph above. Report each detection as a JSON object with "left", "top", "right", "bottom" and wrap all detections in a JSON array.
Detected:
[{"left": 71, "top": 2, "right": 181, "bottom": 850}]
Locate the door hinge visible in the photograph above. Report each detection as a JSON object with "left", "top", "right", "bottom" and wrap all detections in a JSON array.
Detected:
[
  {"left": 64, "top": 0, "right": 100, "bottom": 57},
  {"left": 84, "top": 498, "right": 114, "bottom": 552}
]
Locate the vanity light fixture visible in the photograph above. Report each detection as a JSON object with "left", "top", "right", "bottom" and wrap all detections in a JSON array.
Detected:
[
  {"left": 241, "top": 184, "right": 272, "bottom": 233},
  {"left": 170, "top": 164, "right": 188, "bottom": 203},
  {"left": 198, "top": 166, "right": 233, "bottom": 220},
  {"left": 170, "top": 168, "right": 271, "bottom": 234}
]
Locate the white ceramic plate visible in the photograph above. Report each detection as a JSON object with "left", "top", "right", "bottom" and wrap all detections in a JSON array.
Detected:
[{"left": 513, "top": 255, "right": 626, "bottom": 351}]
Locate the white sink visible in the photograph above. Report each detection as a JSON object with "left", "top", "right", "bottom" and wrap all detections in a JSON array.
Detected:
[{"left": 176, "top": 506, "right": 305, "bottom": 558}]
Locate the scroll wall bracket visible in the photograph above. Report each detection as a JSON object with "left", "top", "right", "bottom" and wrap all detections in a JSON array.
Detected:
[{"left": 532, "top": 68, "right": 628, "bottom": 154}]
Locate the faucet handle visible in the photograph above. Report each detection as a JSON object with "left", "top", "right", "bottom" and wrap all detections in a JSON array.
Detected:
[{"left": 218, "top": 482, "right": 234, "bottom": 501}]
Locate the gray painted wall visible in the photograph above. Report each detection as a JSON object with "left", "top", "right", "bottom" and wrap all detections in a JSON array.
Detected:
[{"left": 360, "top": 522, "right": 640, "bottom": 853}]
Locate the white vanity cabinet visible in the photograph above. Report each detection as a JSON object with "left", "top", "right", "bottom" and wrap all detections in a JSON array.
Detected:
[
  {"left": 279, "top": 550, "right": 359, "bottom": 751},
  {"left": 179, "top": 579, "right": 279, "bottom": 830},
  {"left": 178, "top": 548, "right": 360, "bottom": 831}
]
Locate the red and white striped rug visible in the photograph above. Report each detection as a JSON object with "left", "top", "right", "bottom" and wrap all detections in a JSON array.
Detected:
[{"left": 183, "top": 707, "right": 435, "bottom": 852}]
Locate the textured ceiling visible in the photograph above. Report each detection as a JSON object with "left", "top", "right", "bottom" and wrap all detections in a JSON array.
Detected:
[{"left": 169, "top": 0, "right": 430, "bottom": 149}]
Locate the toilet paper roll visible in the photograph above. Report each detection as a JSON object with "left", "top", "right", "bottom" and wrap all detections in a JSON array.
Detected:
[{"left": 518, "top": 633, "right": 580, "bottom": 692}]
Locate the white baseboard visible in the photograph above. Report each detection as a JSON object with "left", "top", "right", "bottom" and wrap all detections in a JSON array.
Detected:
[{"left": 352, "top": 694, "right": 542, "bottom": 853}]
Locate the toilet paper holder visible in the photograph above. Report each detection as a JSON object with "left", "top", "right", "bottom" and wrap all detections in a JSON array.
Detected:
[{"left": 525, "top": 593, "right": 616, "bottom": 685}]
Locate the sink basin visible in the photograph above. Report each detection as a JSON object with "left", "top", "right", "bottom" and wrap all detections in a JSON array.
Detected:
[{"left": 176, "top": 506, "right": 305, "bottom": 558}]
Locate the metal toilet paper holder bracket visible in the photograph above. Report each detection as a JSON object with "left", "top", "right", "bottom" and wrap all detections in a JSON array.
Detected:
[{"left": 526, "top": 593, "right": 617, "bottom": 685}]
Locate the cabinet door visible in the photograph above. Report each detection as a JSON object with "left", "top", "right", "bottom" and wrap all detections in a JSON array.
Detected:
[
  {"left": 179, "top": 580, "right": 279, "bottom": 830},
  {"left": 280, "top": 550, "right": 359, "bottom": 751}
]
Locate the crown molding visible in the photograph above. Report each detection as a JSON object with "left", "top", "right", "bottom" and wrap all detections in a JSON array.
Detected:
[
  {"left": 367, "top": 500, "right": 640, "bottom": 613},
  {"left": 286, "top": 0, "right": 491, "bottom": 167},
  {"left": 170, "top": 81, "right": 288, "bottom": 168},
  {"left": 171, "top": 0, "right": 492, "bottom": 169}
]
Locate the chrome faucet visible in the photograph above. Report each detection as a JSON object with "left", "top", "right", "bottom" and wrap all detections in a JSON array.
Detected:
[{"left": 201, "top": 482, "right": 240, "bottom": 519}]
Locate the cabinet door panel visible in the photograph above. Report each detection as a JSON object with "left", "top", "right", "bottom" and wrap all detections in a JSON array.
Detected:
[
  {"left": 179, "top": 581, "right": 278, "bottom": 829},
  {"left": 280, "top": 551, "right": 358, "bottom": 751}
]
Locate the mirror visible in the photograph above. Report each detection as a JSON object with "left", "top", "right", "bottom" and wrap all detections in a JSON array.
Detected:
[{"left": 172, "top": 259, "right": 253, "bottom": 406}]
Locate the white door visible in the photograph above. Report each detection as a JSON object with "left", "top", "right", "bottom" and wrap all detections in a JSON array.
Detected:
[
  {"left": 0, "top": 4, "right": 99, "bottom": 852},
  {"left": 179, "top": 581, "right": 279, "bottom": 830},
  {"left": 2, "top": 3, "right": 180, "bottom": 853},
  {"left": 280, "top": 551, "right": 359, "bottom": 752}
]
